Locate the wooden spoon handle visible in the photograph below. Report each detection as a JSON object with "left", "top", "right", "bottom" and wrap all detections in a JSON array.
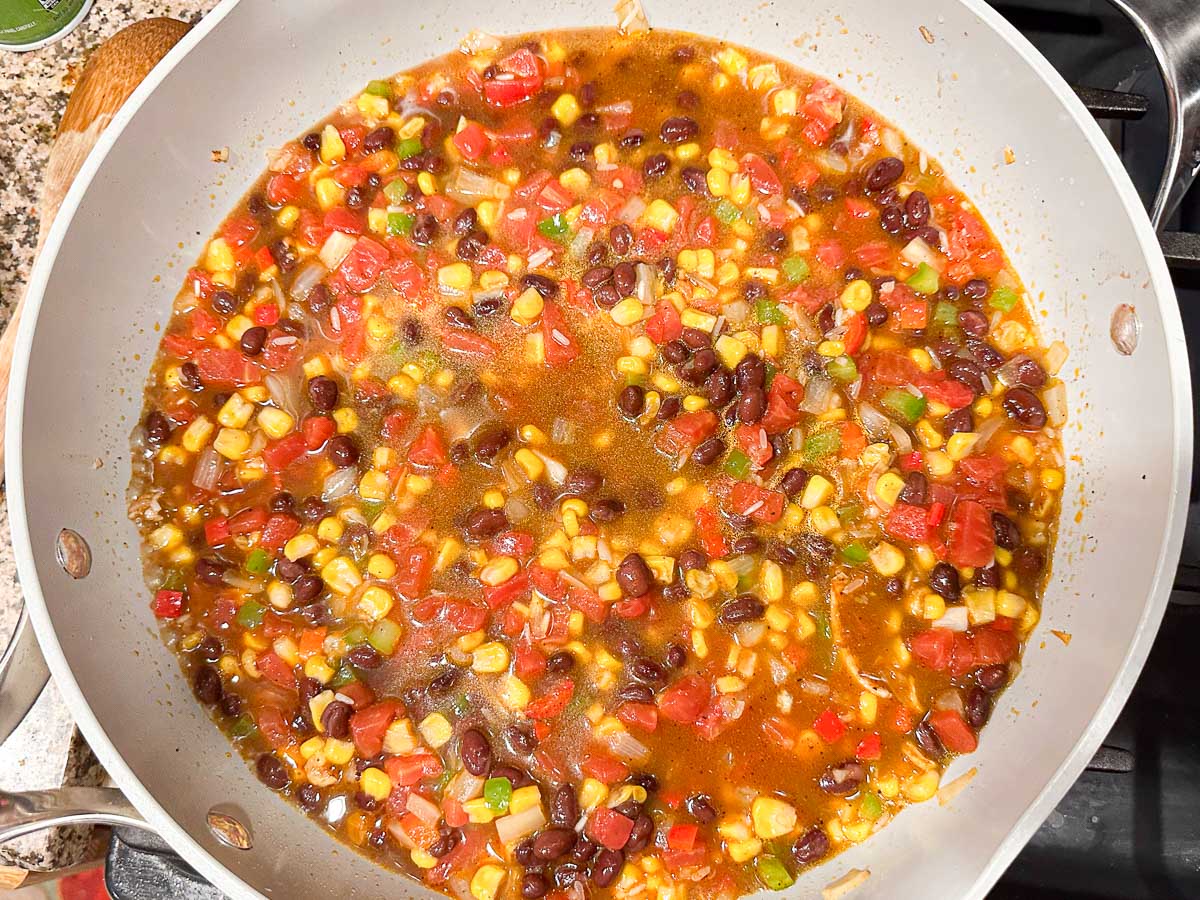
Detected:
[{"left": 0, "top": 17, "right": 190, "bottom": 474}]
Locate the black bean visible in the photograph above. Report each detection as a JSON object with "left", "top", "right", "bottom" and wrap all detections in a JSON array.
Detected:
[
  {"left": 610, "top": 224, "right": 634, "bottom": 256},
  {"left": 590, "top": 498, "right": 626, "bottom": 523},
  {"left": 179, "top": 361, "right": 203, "bottom": 391},
  {"left": 452, "top": 207, "right": 478, "bottom": 236},
  {"left": 506, "top": 725, "right": 537, "bottom": 755},
  {"left": 320, "top": 701, "right": 352, "bottom": 739},
  {"left": 680, "top": 166, "right": 709, "bottom": 195},
  {"left": 818, "top": 760, "right": 866, "bottom": 795},
  {"left": 1003, "top": 387, "right": 1047, "bottom": 429},
  {"left": 764, "top": 227, "right": 788, "bottom": 253},
  {"left": 327, "top": 435, "right": 359, "bottom": 468},
  {"left": 975, "top": 564, "right": 1001, "bottom": 589},
  {"left": 429, "top": 668, "right": 460, "bottom": 696},
  {"left": 905, "top": 190, "right": 930, "bottom": 226},
  {"left": 665, "top": 644, "right": 687, "bottom": 668},
  {"left": 307, "top": 376, "right": 338, "bottom": 412},
  {"left": 411, "top": 214, "right": 438, "bottom": 246},
  {"left": 464, "top": 506, "right": 509, "bottom": 540},
  {"left": 296, "top": 783, "right": 322, "bottom": 812},
  {"left": 292, "top": 573, "right": 324, "bottom": 603},
  {"left": 965, "top": 687, "right": 991, "bottom": 729},
  {"left": 144, "top": 411, "right": 173, "bottom": 446},
  {"left": 691, "top": 437, "right": 724, "bottom": 466},
  {"left": 196, "top": 557, "right": 227, "bottom": 585},
  {"left": 625, "top": 814, "right": 653, "bottom": 852},
  {"left": 737, "top": 388, "right": 765, "bottom": 424},
  {"left": 643, "top": 153, "right": 670, "bottom": 179},
  {"left": 792, "top": 827, "right": 831, "bottom": 865},
  {"left": 929, "top": 562, "right": 961, "bottom": 601},
  {"left": 492, "top": 764, "right": 534, "bottom": 789},
  {"left": 732, "top": 535, "right": 761, "bottom": 555},
  {"left": 864, "top": 157, "right": 904, "bottom": 191},
  {"left": 554, "top": 865, "right": 584, "bottom": 889},
  {"left": 967, "top": 338, "right": 1005, "bottom": 371},
  {"left": 1013, "top": 547, "right": 1045, "bottom": 580},
  {"left": 702, "top": 368, "right": 734, "bottom": 407},
  {"left": 616, "top": 553, "right": 652, "bottom": 597},
  {"left": 546, "top": 650, "right": 575, "bottom": 674},
  {"left": 780, "top": 467, "right": 810, "bottom": 498},
  {"left": 515, "top": 838, "right": 537, "bottom": 867},
  {"left": 591, "top": 849, "right": 624, "bottom": 887},
  {"left": 456, "top": 230, "right": 487, "bottom": 262},
  {"left": 256, "top": 754, "right": 289, "bottom": 790},
  {"left": 612, "top": 261, "right": 637, "bottom": 296},
  {"left": 943, "top": 407, "right": 974, "bottom": 437},
  {"left": 533, "top": 827, "right": 576, "bottom": 860},
  {"left": 431, "top": 829, "right": 463, "bottom": 859},
  {"left": 301, "top": 132, "right": 321, "bottom": 152},
  {"left": 618, "top": 384, "right": 646, "bottom": 418},
  {"left": 197, "top": 636, "right": 223, "bottom": 662},
  {"left": 686, "top": 793, "right": 718, "bottom": 823},
  {"left": 617, "top": 682, "right": 654, "bottom": 704},
  {"left": 735, "top": 354, "right": 765, "bottom": 391},
  {"left": 675, "top": 89, "right": 699, "bottom": 110},
  {"left": 719, "top": 594, "right": 765, "bottom": 624},
  {"left": 677, "top": 550, "right": 705, "bottom": 573},
  {"left": 581, "top": 266, "right": 614, "bottom": 290},
  {"left": 269, "top": 240, "right": 297, "bottom": 273},
  {"left": 663, "top": 340, "right": 689, "bottom": 365},
  {"left": 963, "top": 278, "right": 990, "bottom": 300},
  {"left": 460, "top": 728, "right": 493, "bottom": 776},
  {"left": 400, "top": 317, "right": 423, "bottom": 344},
  {"left": 473, "top": 426, "right": 512, "bottom": 463},
  {"left": 523, "top": 273, "right": 560, "bottom": 299},
  {"left": 898, "top": 471, "right": 928, "bottom": 506},
  {"left": 947, "top": 358, "right": 987, "bottom": 396},
  {"left": 194, "top": 665, "right": 222, "bottom": 704},
  {"left": 978, "top": 664, "right": 1009, "bottom": 692},
  {"left": 347, "top": 644, "right": 382, "bottom": 670},
  {"left": 672, "top": 45, "right": 696, "bottom": 63},
  {"left": 569, "top": 140, "right": 594, "bottom": 163},
  {"left": 743, "top": 280, "right": 767, "bottom": 303},
  {"left": 522, "top": 872, "right": 551, "bottom": 899},
  {"left": 914, "top": 719, "right": 945, "bottom": 759},
  {"left": 219, "top": 692, "right": 242, "bottom": 718},
  {"left": 680, "top": 347, "right": 717, "bottom": 384},
  {"left": 444, "top": 305, "right": 474, "bottom": 329},
  {"left": 564, "top": 468, "right": 604, "bottom": 497},
  {"left": 631, "top": 658, "right": 667, "bottom": 686},
  {"left": 660, "top": 116, "right": 699, "bottom": 143},
  {"left": 768, "top": 541, "right": 800, "bottom": 566},
  {"left": 991, "top": 512, "right": 1020, "bottom": 550},
  {"left": 1009, "top": 355, "right": 1047, "bottom": 388},
  {"left": 880, "top": 205, "right": 904, "bottom": 234}
]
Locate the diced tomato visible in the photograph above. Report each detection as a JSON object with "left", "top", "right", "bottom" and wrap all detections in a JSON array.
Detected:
[
  {"left": 407, "top": 425, "right": 447, "bottom": 468},
  {"left": 578, "top": 189, "right": 624, "bottom": 227},
  {"left": 451, "top": 121, "right": 490, "bottom": 160},
  {"left": 814, "top": 239, "right": 847, "bottom": 268},
  {"left": 866, "top": 350, "right": 923, "bottom": 387},
  {"left": 441, "top": 327, "right": 500, "bottom": 358},
  {"left": 350, "top": 701, "right": 402, "bottom": 758},
  {"left": 190, "top": 308, "right": 218, "bottom": 337},
  {"left": 583, "top": 753, "right": 629, "bottom": 784},
  {"left": 541, "top": 301, "right": 580, "bottom": 367},
  {"left": 252, "top": 303, "right": 280, "bottom": 327},
  {"left": 528, "top": 565, "right": 566, "bottom": 601},
  {"left": 927, "top": 501, "right": 947, "bottom": 527},
  {"left": 658, "top": 675, "right": 710, "bottom": 724},
  {"left": 760, "top": 373, "right": 805, "bottom": 434},
  {"left": 694, "top": 505, "right": 728, "bottom": 559},
  {"left": 929, "top": 709, "right": 978, "bottom": 753},
  {"left": 612, "top": 594, "right": 649, "bottom": 619},
  {"left": 839, "top": 421, "right": 866, "bottom": 459},
  {"left": 843, "top": 312, "right": 867, "bottom": 356},
  {"left": 957, "top": 455, "right": 1009, "bottom": 510},
  {"left": 813, "top": 708, "right": 847, "bottom": 743},
  {"left": 204, "top": 517, "right": 231, "bottom": 546},
  {"left": 799, "top": 79, "right": 845, "bottom": 146},
  {"left": 483, "top": 75, "right": 543, "bottom": 107},
  {"left": 483, "top": 570, "right": 531, "bottom": 609},
  {"left": 515, "top": 642, "right": 547, "bottom": 679},
  {"left": 885, "top": 502, "right": 932, "bottom": 544},
  {"left": 947, "top": 499, "right": 995, "bottom": 568},
  {"left": 152, "top": 590, "right": 185, "bottom": 619},
  {"left": 262, "top": 433, "right": 308, "bottom": 471},
  {"left": 535, "top": 179, "right": 574, "bottom": 214},
  {"left": 323, "top": 207, "right": 363, "bottom": 236},
  {"left": 617, "top": 702, "right": 659, "bottom": 733},
  {"left": 266, "top": 173, "right": 304, "bottom": 206},
  {"left": 973, "top": 627, "right": 1019, "bottom": 665},
  {"left": 730, "top": 482, "right": 785, "bottom": 523},
  {"left": 920, "top": 377, "right": 974, "bottom": 410},
  {"left": 739, "top": 153, "right": 783, "bottom": 196},
  {"left": 256, "top": 651, "right": 296, "bottom": 691},
  {"left": 663, "top": 847, "right": 709, "bottom": 870},
  {"left": 295, "top": 209, "right": 329, "bottom": 247},
  {"left": 855, "top": 732, "right": 883, "bottom": 760},
  {"left": 659, "top": 410, "right": 719, "bottom": 454},
  {"left": 394, "top": 543, "right": 434, "bottom": 598},
  {"left": 195, "top": 347, "right": 259, "bottom": 387},
  {"left": 910, "top": 628, "right": 954, "bottom": 671},
  {"left": 667, "top": 823, "right": 700, "bottom": 851},
  {"left": 335, "top": 237, "right": 389, "bottom": 293},
  {"left": 854, "top": 241, "right": 892, "bottom": 269},
  {"left": 734, "top": 425, "right": 773, "bottom": 469},
  {"left": 260, "top": 514, "right": 300, "bottom": 552},
  {"left": 948, "top": 631, "right": 977, "bottom": 676},
  {"left": 525, "top": 678, "right": 575, "bottom": 719},
  {"left": 255, "top": 706, "right": 291, "bottom": 748},
  {"left": 587, "top": 808, "right": 635, "bottom": 851},
  {"left": 645, "top": 299, "right": 683, "bottom": 344},
  {"left": 229, "top": 507, "right": 268, "bottom": 535},
  {"left": 302, "top": 415, "right": 336, "bottom": 450},
  {"left": 385, "top": 750, "right": 445, "bottom": 786}
]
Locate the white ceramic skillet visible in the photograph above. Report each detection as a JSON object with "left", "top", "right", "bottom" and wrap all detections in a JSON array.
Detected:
[{"left": 0, "top": 1, "right": 1194, "bottom": 898}]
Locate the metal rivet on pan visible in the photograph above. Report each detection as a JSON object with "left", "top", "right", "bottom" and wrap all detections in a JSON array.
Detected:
[
  {"left": 55, "top": 529, "right": 92, "bottom": 579},
  {"left": 1110, "top": 303, "right": 1140, "bottom": 356},
  {"left": 206, "top": 809, "right": 253, "bottom": 850}
]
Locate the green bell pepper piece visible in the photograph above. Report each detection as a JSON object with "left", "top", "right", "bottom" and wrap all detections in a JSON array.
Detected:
[
  {"left": 244, "top": 549, "right": 270, "bottom": 575},
  {"left": 803, "top": 429, "right": 841, "bottom": 461},
  {"left": 364, "top": 79, "right": 393, "bottom": 98},
  {"left": 840, "top": 541, "right": 869, "bottom": 565},
  {"left": 235, "top": 600, "right": 265, "bottom": 630},
  {"left": 989, "top": 286, "right": 1019, "bottom": 312},
  {"left": 367, "top": 619, "right": 402, "bottom": 656},
  {"left": 825, "top": 355, "right": 858, "bottom": 383},
  {"left": 395, "top": 137, "right": 423, "bottom": 160},
  {"left": 756, "top": 856, "right": 795, "bottom": 890},
  {"left": 387, "top": 211, "right": 415, "bottom": 236},
  {"left": 724, "top": 449, "right": 751, "bottom": 479},
  {"left": 880, "top": 388, "right": 927, "bottom": 424},
  {"left": 906, "top": 262, "right": 940, "bottom": 295},
  {"left": 537, "top": 213, "right": 570, "bottom": 241},
  {"left": 714, "top": 199, "right": 740, "bottom": 224},
  {"left": 754, "top": 299, "right": 787, "bottom": 325},
  {"left": 782, "top": 255, "right": 810, "bottom": 283},
  {"left": 484, "top": 777, "right": 513, "bottom": 812}
]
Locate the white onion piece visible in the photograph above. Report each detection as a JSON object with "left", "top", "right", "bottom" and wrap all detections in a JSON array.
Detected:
[
  {"left": 534, "top": 451, "right": 567, "bottom": 485},
  {"left": 221, "top": 570, "right": 259, "bottom": 591},
  {"left": 933, "top": 690, "right": 966, "bottom": 714},
  {"left": 569, "top": 226, "right": 595, "bottom": 259},
  {"left": 445, "top": 166, "right": 511, "bottom": 202},
  {"left": 265, "top": 371, "right": 303, "bottom": 421},
  {"left": 973, "top": 413, "right": 1006, "bottom": 450},
  {"left": 726, "top": 554, "right": 755, "bottom": 576},
  {"left": 550, "top": 417, "right": 579, "bottom": 445},
  {"left": 901, "top": 237, "right": 939, "bottom": 268},
  {"left": 800, "top": 677, "right": 831, "bottom": 696},
  {"left": 322, "top": 467, "right": 358, "bottom": 502},
  {"left": 495, "top": 805, "right": 547, "bottom": 846},
  {"left": 607, "top": 730, "right": 650, "bottom": 763},
  {"left": 191, "top": 447, "right": 222, "bottom": 491},
  {"left": 932, "top": 606, "right": 970, "bottom": 632},
  {"left": 319, "top": 231, "right": 357, "bottom": 270},
  {"left": 887, "top": 422, "right": 914, "bottom": 454},
  {"left": 1043, "top": 382, "right": 1068, "bottom": 427},
  {"left": 448, "top": 772, "right": 485, "bottom": 803},
  {"left": 857, "top": 402, "right": 891, "bottom": 438},
  {"left": 406, "top": 793, "right": 442, "bottom": 827},
  {"left": 504, "top": 497, "right": 532, "bottom": 524},
  {"left": 722, "top": 300, "right": 750, "bottom": 325},
  {"left": 618, "top": 196, "right": 646, "bottom": 223},
  {"left": 440, "top": 406, "right": 485, "bottom": 443},
  {"left": 596, "top": 100, "right": 634, "bottom": 116},
  {"left": 634, "top": 263, "right": 657, "bottom": 305},
  {"left": 737, "top": 621, "right": 767, "bottom": 647},
  {"left": 458, "top": 29, "right": 502, "bottom": 53},
  {"left": 769, "top": 658, "right": 790, "bottom": 685},
  {"left": 800, "top": 376, "right": 833, "bottom": 414},
  {"left": 816, "top": 150, "right": 849, "bottom": 173},
  {"left": 416, "top": 384, "right": 440, "bottom": 413},
  {"left": 1042, "top": 340, "right": 1069, "bottom": 376}
]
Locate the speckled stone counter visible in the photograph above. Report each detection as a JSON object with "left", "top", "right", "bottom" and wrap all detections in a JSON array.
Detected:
[{"left": 0, "top": 0, "right": 217, "bottom": 872}]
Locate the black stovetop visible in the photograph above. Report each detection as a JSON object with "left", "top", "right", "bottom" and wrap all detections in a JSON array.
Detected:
[{"left": 104, "top": 1, "right": 1200, "bottom": 897}]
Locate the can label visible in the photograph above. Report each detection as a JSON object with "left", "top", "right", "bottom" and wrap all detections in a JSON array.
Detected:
[{"left": 0, "top": 0, "right": 90, "bottom": 49}]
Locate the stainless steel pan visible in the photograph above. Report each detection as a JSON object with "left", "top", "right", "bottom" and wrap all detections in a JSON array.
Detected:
[{"left": 1, "top": 0, "right": 1195, "bottom": 897}]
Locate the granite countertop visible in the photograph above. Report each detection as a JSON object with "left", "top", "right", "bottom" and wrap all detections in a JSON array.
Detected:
[{"left": 0, "top": 0, "right": 217, "bottom": 873}]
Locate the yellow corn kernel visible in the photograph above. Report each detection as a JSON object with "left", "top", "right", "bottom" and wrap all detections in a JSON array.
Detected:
[
  {"left": 727, "top": 838, "right": 764, "bottom": 863},
  {"left": 642, "top": 198, "right": 679, "bottom": 233},
  {"left": 480, "top": 556, "right": 519, "bottom": 587},
  {"left": 859, "top": 691, "right": 878, "bottom": 726},
  {"left": 257, "top": 407, "right": 295, "bottom": 440},
  {"left": 752, "top": 796, "right": 798, "bottom": 839},
  {"left": 917, "top": 419, "right": 944, "bottom": 450},
  {"left": 413, "top": 171, "right": 435, "bottom": 196},
  {"left": 266, "top": 579, "right": 294, "bottom": 610},
  {"left": 357, "top": 586, "right": 394, "bottom": 620},
  {"left": 840, "top": 279, "right": 873, "bottom": 311},
  {"left": 672, "top": 142, "right": 700, "bottom": 164},
  {"left": 579, "top": 778, "right": 609, "bottom": 809},
  {"left": 687, "top": 597, "right": 716, "bottom": 628},
  {"left": 874, "top": 472, "right": 905, "bottom": 507},
  {"left": 926, "top": 450, "right": 953, "bottom": 477},
  {"left": 765, "top": 604, "right": 793, "bottom": 632},
  {"left": 213, "top": 428, "right": 250, "bottom": 460},
  {"left": 922, "top": 591, "right": 946, "bottom": 621},
  {"left": 300, "top": 736, "right": 325, "bottom": 760},
  {"left": 801, "top": 475, "right": 834, "bottom": 510},
  {"left": 679, "top": 394, "right": 706, "bottom": 413},
  {"left": 463, "top": 797, "right": 497, "bottom": 825},
  {"left": 1041, "top": 468, "right": 1064, "bottom": 491},
  {"left": 680, "top": 308, "right": 717, "bottom": 331},
  {"left": 496, "top": 673, "right": 530, "bottom": 711},
  {"left": 513, "top": 448, "right": 544, "bottom": 482},
  {"left": 283, "top": 533, "right": 319, "bottom": 562},
  {"left": 558, "top": 168, "right": 591, "bottom": 196},
  {"left": 761, "top": 324, "right": 783, "bottom": 358},
  {"left": 1006, "top": 434, "right": 1035, "bottom": 466},
  {"left": 717, "top": 46, "right": 749, "bottom": 75},
  {"left": 548, "top": 92, "right": 581, "bottom": 126},
  {"left": 323, "top": 737, "right": 355, "bottom": 766},
  {"left": 610, "top": 297, "right": 644, "bottom": 326},
  {"left": 714, "top": 335, "right": 748, "bottom": 369},
  {"left": 996, "top": 590, "right": 1028, "bottom": 618},
  {"left": 409, "top": 712, "right": 451, "bottom": 750},
  {"left": 316, "top": 516, "right": 345, "bottom": 544},
  {"left": 312, "top": 547, "right": 337, "bottom": 569},
  {"left": 616, "top": 356, "right": 648, "bottom": 377},
  {"left": 509, "top": 785, "right": 542, "bottom": 816},
  {"left": 707, "top": 147, "right": 739, "bottom": 172},
  {"left": 366, "top": 315, "right": 395, "bottom": 343},
  {"left": 321, "top": 556, "right": 362, "bottom": 594},
  {"left": 869, "top": 541, "right": 906, "bottom": 577},
  {"left": 809, "top": 505, "right": 839, "bottom": 536},
  {"left": 217, "top": 394, "right": 254, "bottom": 429},
  {"left": 180, "top": 416, "right": 214, "bottom": 452},
  {"left": 817, "top": 340, "right": 845, "bottom": 358},
  {"left": 771, "top": 88, "right": 798, "bottom": 116},
  {"left": 357, "top": 470, "right": 390, "bottom": 501},
  {"left": 709, "top": 560, "right": 738, "bottom": 592},
  {"left": 360, "top": 551, "right": 396, "bottom": 580},
  {"left": 314, "top": 177, "right": 345, "bottom": 211},
  {"left": 716, "top": 675, "right": 746, "bottom": 694},
  {"left": 406, "top": 474, "right": 433, "bottom": 496},
  {"left": 759, "top": 560, "right": 784, "bottom": 602},
  {"left": 748, "top": 62, "right": 781, "bottom": 90},
  {"left": 511, "top": 287, "right": 545, "bottom": 325},
  {"left": 157, "top": 445, "right": 188, "bottom": 465},
  {"left": 470, "top": 865, "right": 507, "bottom": 900},
  {"left": 148, "top": 523, "right": 184, "bottom": 552},
  {"left": 437, "top": 262, "right": 473, "bottom": 295},
  {"left": 946, "top": 432, "right": 980, "bottom": 462},
  {"left": 204, "top": 237, "right": 235, "bottom": 273},
  {"left": 333, "top": 407, "right": 358, "bottom": 433},
  {"left": 319, "top": 124, "right": 346, "bottom": 163},
  {"left": 276, "top": 205, "right": 300, "bottom": 228},
  {"left": 539, "top": 548, "right": 570, "bottom": 570},
  {"left": 904, "top": 770, "right": 941, "bottom": 803},
  {"left": 706, "top": 166, "right": 731, "bottom": 197},
  {"left": 730, "top": 172, "right": 752, "bottom": 206},
  {"left": 593, "top": 142, "right": 617, "bottom": 166},
  {"left": 359, "top": 767, "right": 392, "bottom": 802}
]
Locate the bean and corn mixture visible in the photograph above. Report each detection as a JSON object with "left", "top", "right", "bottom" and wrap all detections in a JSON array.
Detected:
[{"left": 130, "top": 29, "right": 1066, "bottom": 900}]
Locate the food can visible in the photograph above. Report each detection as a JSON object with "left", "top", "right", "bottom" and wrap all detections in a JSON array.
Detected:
[{"left": 0, "top": 0, "right": 93, "bottom": 52}]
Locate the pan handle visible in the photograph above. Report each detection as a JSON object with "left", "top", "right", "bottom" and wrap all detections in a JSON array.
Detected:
[
  {"left": 0, "top": 787, "right": 148, "bottom": 844},
  {"left": 1109, "top": 0, "right": 1200, "bottom": 230},
  {"left": 0, "top": 607, "right": 50, "bottom": 747}
]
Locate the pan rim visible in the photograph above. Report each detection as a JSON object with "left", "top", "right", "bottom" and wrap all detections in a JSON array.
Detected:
[{"left": 5, "top": 1, "right": 1191, "bottom": 898}]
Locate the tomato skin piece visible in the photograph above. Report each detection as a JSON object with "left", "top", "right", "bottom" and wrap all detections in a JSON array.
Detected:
[
  {"left": 335, "top": 237, "right": 390, "bottom": 293},
  {"left": 204, "top": 517, "right": 231, "bottom": 546},
  {"left": 568, "top": 585, "right": 608, "bottom": 624},
  {"left": 229, "top": 507, "right": 268, "bottom": 536},
  {"left": 948, "top": 499, "right": 996, "bottom": 568},
  {"left": 483, "top": 74, "right": 543, "bottom": 107},
  {"left": 759, "top": 373, "right": 805, "bottom": 434},
  {"left": 385, "top": 750, "right": 444, "bottom": 786},
  {"left": 256, "top": 651, "right": 296, "bottom": 691},
  {"left": 973, "top": 627, "right": 1019, "bottom": 666},
  {"left": 909, "top": 628, "right": 954, "bottom": 671},
  {"left": 483, "top": 570, "right": 531, "bottom": 609},
  {"left": 855, "top": 732, "right": 883, "bottom": 760},
  {"left": 948, "top": 631, "right": 978, "bottom": 676},
  {"left": 255, "top": 706, "right": 291, "bottom": 748},
  {"left": 262, "top": 433, "right": 308, "bottom": 471},
  {"left": 407, "top": 425, "right": 448, "bottom": 468},
  {"left": 694, "top": 505, "right": 728, "bottom": 559},
  {"left": 582, "top": 753, "right": 629, "bottom": 784},
  {"left": 658, "top": 675, "right": 710, "bottom": 724},
  {"left": 195, "top": 347, "right": 260, "bottom": 387},
  {"left": 842, "top": 312, "right": 868, "bottom": 356},
  {"left": 260, "top": 514, "right": 300, "bottom": 552},
  {"left": 929, "top": 709, "right": 979, "bottom": 753},
  {"left": 921, "top": 377, "right": 974, "bottom": 410},
  {"left": 451, "top": 121, "right": 489, "bottom": 160},
  {"left": 667, "top": 823, "right": 700, "bottom": 851},
  {"left": 659, "top": 411, "right": 719, "bottom": 454},
  {"left": 442, "top": 327, "right": 500, "bottom": 359},
  {"left": 302, "top": 415, "right": 335, "bottom": 450},
  {"left": 525, "top": 678, "right": 575, "bottom": 719},
  {"left": 587, "top": 808, "right": 636, "bottom": 851},
  {"left": 644, "top": 299, "right": 683, "bottom": 344},
  {"left": 394, "top": 543, "right": 434, "bottom": 598}
]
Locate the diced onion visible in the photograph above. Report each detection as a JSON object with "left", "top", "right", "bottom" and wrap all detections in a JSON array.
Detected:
[
  {"left": 800, "top": 376, "right": 833, "bottom": 414},
  {"left": 221, "top": 570, "right": 259, "bottom": 591},
  {"left": 607, "top": 729, "right": 650, "bottom": 763},
  {"left": 459, "top": 29, "right": 502, "bottom": 53},
  {"left": 570, "top": 226, "right": 595, "bottom": 258},
  {"left": 933, "top": 690, "right": 966, "bottom": 714},
  {"left": 550, "top": 417, "right": 579, "bottom": 445},
  {"left": 635, "top": 263, "right": 657, "bottom": 305},
  {"left": 406, "top": 792, "right": 442, "bottom": 827},
  {"left": 440, "top": 405, "right": 485, "bottom": 443},
  {"left": 318, "top": 231, "right": 357, "bottom": 270},
  {"left": 504, "top": 497, "right": 532, "bottom": 524},
  {"left": 901, "top": 237, "right": 940, "bottom": 268},
  {"left": 857, "top": 402, "right": 891, "bottom": 438},
  {"left": 1042, "top": 340, "right": 1069, "bottom": 376},
  {"left": 932, "top": 606, "right": 970, "bottom": 632},
  {"left": 445, "top": 166, "right": 511, "bottom": 203},
  {"left": 495, "top": 805, "right": 547, "bottom": 845},
  {"left": 974, "top": 413, "right": 1006, "bottom": 450},
  {"left": 447, "top": 772, "right": 485, "bottom": 803},
  {"left": 191, "top": 446, "right": 222, "bottom": 491},
  {"left": 1042, "top": 382, "right": 1068, "bottom": 427},
  {"left": 265, "top": 371, "right": 303, "bottom": 421},
  {"left": 596, "top": 100, "right": 634, "bottom": 116},
  {"left": 618, "top": 196, "right": 646, "bottom": 223},
  {"left": 322, "top": 467, "right": 358, "bottom": 502},
  {"left": 726, "top": 554, "right": 755, "bottom": 576},
  {"left": 722, "top": 300, "right": 750, "bottom": 325},
  {"left": 887, "top": 422, "right": 914, "bottom": 454},
  {"left": 534, "top": 450, "right": 568, "bottom": 485}
]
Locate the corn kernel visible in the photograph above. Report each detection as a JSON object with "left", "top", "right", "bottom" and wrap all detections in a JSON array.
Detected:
[
  {"left": 680, "top": 308, "right": 717, "bottom": 331},
  {"left": 801, "top": 475, "right": 834, "bottom": 509},
  {"left": 257, "top": 407, "right": 295, "bottom": 440},
  {"left": 317, "top": 516, "right": 345, "bottom": 544},
  {"left": 579, "top": 778, "right": 609, "bottom": 809},
  {"left": 874, "top": 472, "right": 905, "bottom": 507},
  {"left": 513, "top": 448, "right": 545, "bottom": 481},
  {"left": 358, "top": 470, "right": 391, "bottom": 501},
  {"left": 463, "top": 797, "right": 497, "bottom": 825},
  {"left": 817, "top": 340, "right": 845, "bottom": 358},
  {"left": 321, "top": 556, "right": 362, "bottom": 594},
  {"left": 548, "top": 92, "right": 581, "bottom": 126},
  {"left": 996, "top": 590, "right": 1028, "bottom": 618},
  {"left": 205, "top": 237, "right": 235, "bottom": 273},
  {"left": 319, "top": 124, "right": 346, "bottom": 163},
  {"left": 840, "top": 279, "right": 873, "bottom": 311},
  {"left": 716, "top": 47, "right": 749, "bottom": 75},
  {"left": 333, "top": 407, "right": 358, "bottom": 433},
  {"left": 213, "top": 428, "right": 251, "bottom": 460},
  {"left": 314, "top": 177, "right": 345, "bottom": 211},
  {"left": 904, "top": 770, "right": 941, "bottom": 803},
  {"left": 148, "top": 523, "right": 184, "bottom": 552},
  {"left": 357, "top": 586, "right": 394, "bottom": 620},
  {"left": 610, "top": 297, "right": 644, "bottom": 326},
  {"left": 760, "top": 560, "right": 784, "bottom": 602},
  {"left": 470, "top": 865, "right": 507, "bottom": 900},
  {"left": 752, "top": 796, "right": 798, "bottom": 839},
  {"left": 509, "top": 785, "right": 542, "bottom": 815},
  {"left": 859, "top": 691, "right": 878, "bottom": 726},
  {"left": 642, "top": 198, "right": 679, "bottom": 233},
  {"left": 946, "top": 432, "right": 980, "bottom": 462},
  {"left": 706, "top": 167, "right": 731, "bottom": 197},
  {"left": 761, "top": 324, "right": 783, "bottom": 358},
  {"left": 926, "top": 450, "right": 954, "bottom": 477},
  {"left": 674, "top": 141, "right": 701, "bottom": 162},
  {"left": 359, "top": 767, "right": 392, "bottom": 801},
  {"left": 922, "top": 591, "right": 947, "bottom": 621},
  {"left": 180, "top": 416, "right": 214, "bottom": 452},
  {"left": 217, "top": 394, "right": 254, "bottom": 429},
  {"left": 276, "top": 205, "right": 300, "bottom": 228},
  {"left": 809, "top": 505, "right": 839, "bottom": 536},
  {"left": 715, "top": 335, "right": 748, "bottom": 369},
  {"left": 1041, "top": 468, "right": 1064, "bottom": 491},
  {"left": 437, "top": 262, "right": 473, "bottom": 295},
  {"left": 869, "top": 541, "right": 906, "bottom": 576},
  {"left": 284, "top": 533, "right": 319, "bottom": 561},
  {"left": 727, "top": 838, "right": 763, "bottom": 863},
  {"left": 323, "top": 737, "right": 355, "bottom": 766},
  {"left": 511, "top": 287, "right": 545, "bottom": 325},
  {"left": 772, "top": 88, "right": 798, "bottom": 116},
  {"left": 480, "top": 556, "right": 519, "bottom": 587}
]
